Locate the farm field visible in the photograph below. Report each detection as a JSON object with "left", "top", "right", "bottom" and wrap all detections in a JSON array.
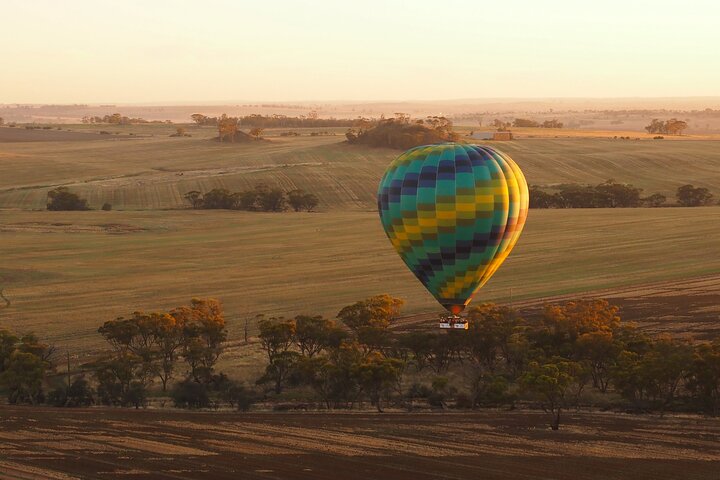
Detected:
[
  {"left": 1, "top": 207, "right": 719, "bottom": 354},
  {"left": 1, "top": 128, "right": 720, "bottom": 210},
  {"left": 0, "top": 406, "right": 718, "bottom": 480}
]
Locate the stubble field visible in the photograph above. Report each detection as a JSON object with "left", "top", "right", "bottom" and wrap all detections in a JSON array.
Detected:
[{"left": 1, "top": 406, "right": 719, "bottom": 480}]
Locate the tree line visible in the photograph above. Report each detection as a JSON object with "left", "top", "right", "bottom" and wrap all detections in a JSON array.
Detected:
[
  {"left": 81, "top": 114, "right": 169, "bottom": 125},
  {"left": 645, "top": 118, "right": 688, "bottom": 135},
  {"left": 46, "top": 187, "right": 112, "bottom": 211},
  {"left": 191, "top": 113, "right": 363, "bottom": 128},
  {"left": 4, "top": 295, "right": 719, "bottom": 430},
  {"left": 184, "top": 185, "right": 319, "bottom": 212},
  {"left": 530, "top": 182, "right": 715, "bottom": 209}
]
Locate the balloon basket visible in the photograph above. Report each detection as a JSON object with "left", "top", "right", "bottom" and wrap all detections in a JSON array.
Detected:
[{"left": 439, "top": 315, "right": 468, "bottom": 330}]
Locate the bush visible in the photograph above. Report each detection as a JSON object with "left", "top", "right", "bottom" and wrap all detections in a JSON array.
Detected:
[
  {"left": 172, "top": 379, "right": 210, "bottom": 409},
  {"left": 47, "top": 187, "right": 90, "bottom": 211},
  {"left": 67, "top": 376, "right": 94, "bottom": 406},
  {"left": 218, "top": 381, "right": 260, "bottom": 411},
  {"left": 101, "top": 203, "right": 112, "bottom": 211}
]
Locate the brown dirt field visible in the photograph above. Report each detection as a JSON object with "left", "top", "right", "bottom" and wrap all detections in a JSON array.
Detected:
[
  {"left": 392, "top": 274, "right": 720, "bottom": 340},
  {"left": 0, "top": 406, "right": 718, "bottom": 480}
]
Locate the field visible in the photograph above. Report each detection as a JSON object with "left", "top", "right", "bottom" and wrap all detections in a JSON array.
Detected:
[
  {"left": 1, "top": 207, "right": 719, "bottom": 354},
  {"left": 1, "top": 128, "right": 720, "bottom": 354},
  {"left": 0, "top": 406, "right": 718, "bottom": 480},
  {"left": 2, "top": 127, "right": 720, "bottom": 211}
]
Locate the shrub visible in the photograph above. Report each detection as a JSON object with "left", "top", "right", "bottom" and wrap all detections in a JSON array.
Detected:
[
  {"left": 101, "top": 203, "right": 112, "bottom": 211},
  {"left": 172, "top": 379, "right": 210, "bottom": 409},
  {"left": 47, "top": 187, "right": 90, "bottom": 211}
]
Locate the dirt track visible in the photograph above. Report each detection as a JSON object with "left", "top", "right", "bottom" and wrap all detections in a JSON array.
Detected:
[{"left": 0, "top": 406, "right": 718, "bottom": 480}]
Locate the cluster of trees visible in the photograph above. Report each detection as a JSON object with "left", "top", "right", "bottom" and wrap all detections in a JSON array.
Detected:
[
  {"left": 0, "top": 330, "right": 55, "bottom": 405},
  {"left": 0, "top": 299, "right": 256, "bottom": 410},
  {"left": 3, "top": 295, "right": 720, "bottom": 430},
  {"left": 91, "top": 298, "right": 237, "bottom": 408},
  {"left": 184, "top": 185, "right": 319, "bottom": 212},
  {"left": 645, "top": 118, "right": 688, "bottom": 135},
  {"left": 346, "top": 114, "right": 459, "bottom": 149},
  {"left": 530, "top": 181, "right": 650, "bottom": 208},
  {"left": 253, "top": 296, "right": 720, "bottom": 429},
  {"left": 676, "top": 184, "right": 715, "bottom": 206},
  {"left": 530, "top": 182, "right": 715, "bottom": 209},
  {"left": 511, "top": 118, "right": 564, "bottom": 128},
  {"left": 47, "top": 187, "right": 90, "bottom": 211},
  {"left": 81, "top": 114, "right": 162, "bottom": 125},
  {"left": 191, "top": 113, "right": 362, "bottom": 129},
  {"left": 46, "top": 187, "right": 112, "bottom": 211}
]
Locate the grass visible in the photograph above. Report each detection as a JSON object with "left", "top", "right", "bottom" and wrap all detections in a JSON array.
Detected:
[
  {"left": 1, "top": 207, "right": 718, "bottom": 353},
  {"left": 1, "top": 127, "right": 719, "bottom": 210}
]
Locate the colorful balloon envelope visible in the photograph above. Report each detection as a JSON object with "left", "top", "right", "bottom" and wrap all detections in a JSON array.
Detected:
[{"left": 377, "top": 143, "right": 529, "bottom": 315}]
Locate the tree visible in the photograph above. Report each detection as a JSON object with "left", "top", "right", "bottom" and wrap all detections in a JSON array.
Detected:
[
  {"left": 47, "top": 187, "right": 90, "bottom": 211},
  {"left": 66, "top": 376, "right": 94, "bottom": 407},
  {"left": 464, "top": 303, "right": 519, "bottom": 373},
  {"left": 257, "top": 317, "right": 297, "bottom": 393},
  {"left": 676, "top": 184, "right": 713, "bottom": 206},
  {"left": 249, "top": 128, "right": 264, "bottom": 139},
  {"left": 258, "top": 317, "right": 296, "bottom": 360},
  {"left": 217, "top": 114, "right": 240, "bottom": 142},
  {"left": 92, "top": 353, "right": 143, "bottom": 406},
  {"left": 191, "top": 114, "right": 207, "bottom": 125},
  {"left": 184, "top": 191, "right": 204, "bottom": 209},
  {"left": 641, "top": 193, "right": 666, "bottom": 207},
  {"left": 595, "top": 180, "right": 642, "bottom": 208},
  {"left": 0, "top": 351, "right": 46, "bottom": 404},
  {"left": 645, "top": 118, "right": 665, "bottom": 134},
  {"left": 665, "top": 118, "right": 688, "bottom": 135},
  {"left": 529, "top": 187, "right": 559, "bottom": 208},
  {"left": 254, "top": 184, "right": 287, "bottom": 212},
  {"left": 688, "top": 341, "right": 720, "bottom": 415},
  {"left": 258, "top": 350, "right": 300, "bottom": 394},
  {"left": 172, "top": 378, "right": 210, "bottom": 408},
  {"left": 354, "top": 351, "right": 403, "bottom": 412},
  {"left": 337, "top": 294, "right": 404, "bottom": 332},
  {"left": 535, "top": 299, "right": 621, "bottom": 359},
  {"left": 576, "top": 330, "right": 621, "bottom": 392},
  {"left": 200, "top": 189, "right": 237, "bottom": 209},
  {"left": 174, "top": 299, "right": 227, "bottom": 383},
  {"left": 288, "top": 190, "right": 319, "bottom": 212},
  {"left": 294, "top": 315, "right": 335, "bottom": 358},
  {"left": 541, "top": 119, "right": 563, "bottom": 128},
  {"left": 520, "top": 359, "right": 585, "bottom": 430},
  {"left": 512, "top": 118, "right": 540, "bottom": 128}
]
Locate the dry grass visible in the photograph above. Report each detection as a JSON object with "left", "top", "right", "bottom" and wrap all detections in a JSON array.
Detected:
[
  {"left": 1, "top": 207, "right": 718, "bottom": 353},
  {"left": 1, "top": 129, "right": 720, "bottom": 211}
]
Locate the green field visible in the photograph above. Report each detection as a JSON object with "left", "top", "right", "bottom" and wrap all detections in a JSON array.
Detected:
[
  {"left": 1, "top": 127, "right": 720, "bottom": 211},
  {"left": 2, "top": 207, "right": 718, "bottom": 353}
]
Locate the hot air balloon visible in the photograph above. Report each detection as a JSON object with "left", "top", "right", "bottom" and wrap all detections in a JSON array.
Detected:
[{"left": 377, "top": 143, "right": 529, "bottom": 329}]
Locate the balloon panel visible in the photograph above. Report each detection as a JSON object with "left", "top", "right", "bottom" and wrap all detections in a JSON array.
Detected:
[{"left": 377, "top": 143, "right": 528, "bottom": 314}]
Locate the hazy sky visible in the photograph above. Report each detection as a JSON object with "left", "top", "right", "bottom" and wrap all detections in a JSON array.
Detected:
[{"left": 1, "top": 0, "right": 718, "bottom": 103}]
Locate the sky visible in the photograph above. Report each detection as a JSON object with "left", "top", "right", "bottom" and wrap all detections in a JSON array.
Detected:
[{"left": 1, "top": 0, "right": 719, "bottom": 103}]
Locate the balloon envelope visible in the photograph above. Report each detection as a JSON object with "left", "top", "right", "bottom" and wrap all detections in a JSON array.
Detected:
[{"left": 377, "top": 143, "right": 528, "bottom": 314}]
